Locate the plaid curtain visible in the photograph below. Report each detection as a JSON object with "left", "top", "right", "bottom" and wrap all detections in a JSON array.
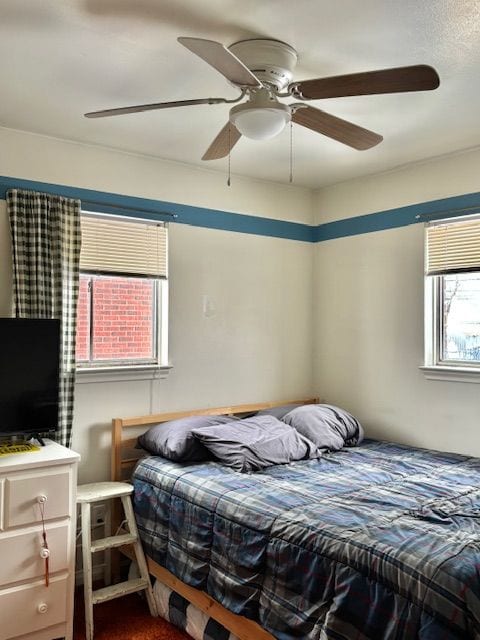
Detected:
[{"left": 7, "top": 189, "right": 81, "bottom": 447}]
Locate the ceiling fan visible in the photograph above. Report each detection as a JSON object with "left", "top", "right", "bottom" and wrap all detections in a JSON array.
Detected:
[{"left": 84, "top": 37, "right": 440, "bottom": 160}]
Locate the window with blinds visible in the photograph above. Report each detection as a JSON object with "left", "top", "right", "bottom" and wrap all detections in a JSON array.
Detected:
[
  {"left": 76, "top": 214, "right": 169, "bottom": 371},
  {"left": 425, "top": 216, "right": 480, "bottom": 276},
  {"left": 424, "top": 215, "right": 480, "bottom": 371},
  {"left": 80, "top": 215, "right": 168, "bottom": 278}
]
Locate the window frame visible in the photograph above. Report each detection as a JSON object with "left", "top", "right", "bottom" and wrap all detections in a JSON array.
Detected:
[
  {"left": 75, "top": 212, "right": 170, "bottom": 383},
  {"left": 76, "top": 274, "right": 170, "bottom": 382},
  {"left": 422, "top": 219, "right": 480, "bottom": 383}
]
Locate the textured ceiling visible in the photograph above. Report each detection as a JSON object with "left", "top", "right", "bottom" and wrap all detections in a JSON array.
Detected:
[{"left": 0, "top": 0, "right": 479, "bottom": 188}]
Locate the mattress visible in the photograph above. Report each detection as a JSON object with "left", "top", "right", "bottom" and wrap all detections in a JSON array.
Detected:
[{"left": 132, "top": 439, "right": 480, "bottom": 639}]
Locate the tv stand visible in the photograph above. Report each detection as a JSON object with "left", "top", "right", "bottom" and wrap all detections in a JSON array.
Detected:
[{"left": 28, "top": 433, "right": 46, "bottom": 446}]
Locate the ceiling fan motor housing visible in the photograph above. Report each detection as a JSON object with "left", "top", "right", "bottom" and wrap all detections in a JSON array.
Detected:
[{"left": 228, "top": 39, "right": 298, "bottom": 90}]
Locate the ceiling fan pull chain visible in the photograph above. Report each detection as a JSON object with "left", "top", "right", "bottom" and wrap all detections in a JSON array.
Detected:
[
  {"left": 289, "top": 120, "right": 294, "bottom": 183},
  {"left": 227, "top": 125, "right": 232, "bottom": 187}
]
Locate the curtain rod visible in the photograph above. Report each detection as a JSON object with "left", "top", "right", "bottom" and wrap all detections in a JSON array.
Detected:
[
  {"left": 415, "top": 205, "right": 480, "bottom": 223},
  {"left": 82, "top": 199, "right": 178, "bottom": 221}
]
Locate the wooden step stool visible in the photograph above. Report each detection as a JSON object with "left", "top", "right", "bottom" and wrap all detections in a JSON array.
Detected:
[{"left": 77, "top": 482, "right": 157, "bottom": 640}]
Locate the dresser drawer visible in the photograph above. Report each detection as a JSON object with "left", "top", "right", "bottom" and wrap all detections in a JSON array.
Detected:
[
  {"left": 0, "top": 521, "right": 69, "bottom": 588},
  {"left": 0, "top": 575, "right": 67, "bottom": 639},
  {"left": 4, "top": 467, "right": 71, "bottom": 528}
]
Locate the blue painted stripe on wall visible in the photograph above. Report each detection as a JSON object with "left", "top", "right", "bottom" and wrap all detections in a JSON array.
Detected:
[
  {"left": 0, "top": 176, "right": 315, "bottom": 243},
  {"left": 1, "top": 175, "right": 479, "bottom": 244},
  {"left": 315, "top": 191, "right": 480, "bottom": 242}
]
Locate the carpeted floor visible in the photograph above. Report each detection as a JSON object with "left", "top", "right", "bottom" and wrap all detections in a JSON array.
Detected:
[{"left": 73, "top": 591, "right": 191, "bottom": 640}]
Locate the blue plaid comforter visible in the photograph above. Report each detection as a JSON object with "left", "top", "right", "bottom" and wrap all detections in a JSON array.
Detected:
[{"left": 132, "top": 439, "right": 480, "bottom": 639}]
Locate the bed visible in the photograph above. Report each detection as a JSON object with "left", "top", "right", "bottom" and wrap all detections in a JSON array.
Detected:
[{"left": 112, "top": 400, "right": 480, "bottom": 640}]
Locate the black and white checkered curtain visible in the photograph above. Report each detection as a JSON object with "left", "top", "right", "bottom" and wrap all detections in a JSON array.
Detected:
[{"left": 7, "top": 189, "right": 81, "bottom": 447}]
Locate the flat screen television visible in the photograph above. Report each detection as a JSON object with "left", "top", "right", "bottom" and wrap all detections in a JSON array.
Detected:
[{"left": 0, "top": 318, "right": 60, "bottom": 437}]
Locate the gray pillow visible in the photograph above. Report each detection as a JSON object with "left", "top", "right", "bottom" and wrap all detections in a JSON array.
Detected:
[
  {"left": 192, "top": 414, "right": 319, "bottom": 472},
  {"left": 282, "top": 404, "right": 364, "bottom": 451},
  {"left": 256, "top": 403, "right": 305, "bottom": 420},
  {"left": 137, "top": 415, "right": 235, "bottom": 462}
]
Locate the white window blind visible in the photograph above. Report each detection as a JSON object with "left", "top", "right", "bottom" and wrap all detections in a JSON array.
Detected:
[
  {"left": 80, "top": 215, "right": 168, "bottom": 278},
  {"left": 425, "top": 216, "right": 480, "bottom": 276}
]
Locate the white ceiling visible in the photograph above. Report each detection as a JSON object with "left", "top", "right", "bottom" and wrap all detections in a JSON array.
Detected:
[{"left": 0, "top": 0, "right": 479, "bottom": 189}]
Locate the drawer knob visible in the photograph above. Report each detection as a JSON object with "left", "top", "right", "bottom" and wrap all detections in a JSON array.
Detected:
[
  {"left": 40, "top": 547, "right": 50, "bottom": 559},
  {"left": 37, "top": 603, "right": 48, "bottom": 614},
  {"left": 37, "top": 495, "right": 48, "bottom": 504}
]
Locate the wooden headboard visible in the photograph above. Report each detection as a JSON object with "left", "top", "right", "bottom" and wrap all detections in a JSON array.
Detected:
[{"left": 111, "top": 398, "right": 318, "bottom": 481}]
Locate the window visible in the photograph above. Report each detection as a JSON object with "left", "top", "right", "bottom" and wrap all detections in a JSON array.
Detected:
[
  {"left": 76, "top": 214, "right": 168, "bottom": 376},
  {"left": 424, "top": 215, "right": 480, "bottom": 378},
  {"left": 441, "top": 273, "right": 480, "bottom": 362}
]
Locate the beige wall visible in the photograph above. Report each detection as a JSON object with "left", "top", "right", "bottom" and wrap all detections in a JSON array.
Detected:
[
  {"left": 0, "top": 127, "right": 313, "bottom": 224},
  {"left": 74, "top": 224, "right": 313, "bottom": 482},
  {"left": 314, "top": 147, "right": 480, "bottom": 224},
  {"left": 3, "top": 124, "right": 480, "bottom": 474},
  {"left": 313, "top": 147, "right": 480, "bottom": 456},
  {"left": 0, "top": 128, "right": 314, "bottom": 482}
]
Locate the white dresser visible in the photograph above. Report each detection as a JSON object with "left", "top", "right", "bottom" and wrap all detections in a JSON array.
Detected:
[{"left": 0, "top": 440, "right": 80, "bottom": 640}]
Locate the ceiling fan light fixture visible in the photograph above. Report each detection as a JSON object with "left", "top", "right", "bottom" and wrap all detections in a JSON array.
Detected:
[{"left": 230, "top": 101, "right": 291, "bottom": 140}]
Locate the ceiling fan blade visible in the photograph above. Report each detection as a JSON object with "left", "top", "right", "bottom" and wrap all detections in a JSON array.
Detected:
[
  {"left": 85, "top": 97, "right": 228, "bottom": 118},
  {"left": 178, "top": 37, "right": 261, "bottom": 88},
  {"left": 292, "top": 105, "right": 382, "bottom": 150},
  {"left": 202, "top": 123, "right": 241, "bottom": 160},
  {"left": 291, "top": 65, "right": 440, "bottom": 100}
]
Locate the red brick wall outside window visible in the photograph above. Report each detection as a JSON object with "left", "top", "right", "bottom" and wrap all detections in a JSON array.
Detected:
[
  {"left": 76, "top": 274, "right": 155, "bottom": 364},
  {"left": 76, "top": 276, "right": 90, "bottom": 362}
]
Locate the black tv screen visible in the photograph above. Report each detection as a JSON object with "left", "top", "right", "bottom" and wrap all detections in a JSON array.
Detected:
[{"left": 0, "top": 318, "right": 60, "bottom": 435}]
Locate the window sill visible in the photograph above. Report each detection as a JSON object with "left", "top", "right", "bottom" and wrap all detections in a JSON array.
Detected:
[
  {"left": 75, "top": 364, "right": 172, "bottom": 384},
  {"left": 420, "top": 365, "right": 480, "bottom": 384}
]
